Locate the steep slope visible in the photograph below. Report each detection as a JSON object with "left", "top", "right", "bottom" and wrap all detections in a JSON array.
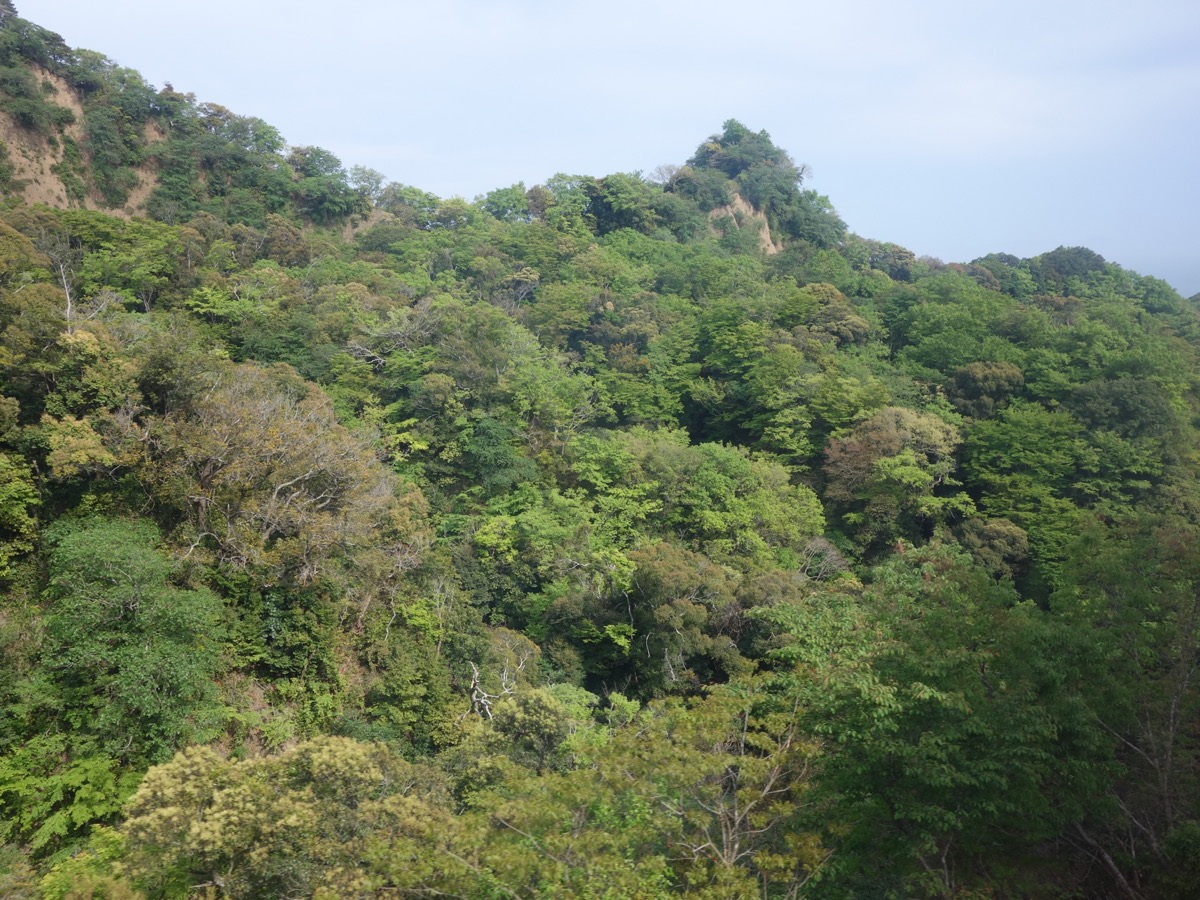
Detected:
[
  {"left": 0, "top": 62, "right": 158, "bottom": 213},
  {"left": 0, "top": 5, "right": 366, "bottom": 227}
]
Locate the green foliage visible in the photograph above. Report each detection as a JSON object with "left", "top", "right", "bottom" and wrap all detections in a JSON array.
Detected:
[
  {"left": 481, "top": 181, "right": 531, "bottom": 223},
  {"left": 0, "top": 450, "right": 36, "bottom": 576},
  {"left": 0, "top": 70, "right": 1191, "bottom": 894},
  {"left": 759, "top": 544, "right": 1111, "bottom": 895},
  {"left": 81, "top": 89, "right": 148, "bottom": 207},
  {"left": 0, "top": 11, "right": 73, "bottom": 71},
  {"left": 963, "top": 401, "right": 1100, "bottom": 590},
  {"left": 111, "top": 737, "right": 449, "bottom": 898},
  {"left": 0, "top": 738, "right": 141, "bottom": 857},
  {"left": 586, "top": 171, "right": 660, "bottom": 235},
  {"left": 49, "top": 135, "right": 87, "bottom": 202},
  {"left": 41, "top": 517, "right": 226, "bottom": 763},
  {"left": 0, "top": 64, "right": 74, "bottom": 134},
  {"left": 824, "top": 406, "right": 973, "bottom": 554},
  {"left": 685, "top": 119, "right": 846, "bottom": 245},
  {"left": 0, "top": 141, "right": 20, "bottom": 194},
  {"left": 1051, "top": 515, "right": 1200, "bottom": 888},
  {"left": 946, "top": 360, "right": 1024, "bottom": 417},
  {"left": 143, "top": 361, "right": 430, "bottom": 584},
  {"left": 0, "top": 517, "right": 225, "bottom": 860},
  {"left": 672, "top": 164, "right": 734, "bottom": 211}
]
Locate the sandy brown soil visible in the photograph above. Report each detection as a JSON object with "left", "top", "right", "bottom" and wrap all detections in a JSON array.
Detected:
[
  {"left": 0, "top": 67, "right": 165, "bottom": 217},
  {"left": 708, "top": 193, "right": 781, "bottom": 255}
]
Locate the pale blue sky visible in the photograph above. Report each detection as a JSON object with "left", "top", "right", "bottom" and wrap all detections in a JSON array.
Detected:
[{"left": 18, "top": 0, "right": 1200, "bottom": 296}]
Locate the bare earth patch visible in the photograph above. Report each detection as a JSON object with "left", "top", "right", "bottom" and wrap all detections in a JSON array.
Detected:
[
  {"left": 708, "top": 193, "right": 781, "bottom": 254},
  {"left": 0, "top": 67, "right": 166, "bottom": 217}
]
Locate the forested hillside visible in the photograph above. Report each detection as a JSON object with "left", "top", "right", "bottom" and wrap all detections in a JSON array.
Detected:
[{"left": 1, "top": 5, "right": 1199, "bottom": 898}]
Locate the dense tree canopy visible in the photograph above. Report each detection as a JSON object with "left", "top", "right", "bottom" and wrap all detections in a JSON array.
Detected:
[{"left": 0, "top": 9, "right": 1198, "bottom": 897}]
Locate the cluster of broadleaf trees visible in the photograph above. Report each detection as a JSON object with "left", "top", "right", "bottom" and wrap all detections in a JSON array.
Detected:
[{"left": 1, "top": 10, "right": 1199, "bottom": 900}]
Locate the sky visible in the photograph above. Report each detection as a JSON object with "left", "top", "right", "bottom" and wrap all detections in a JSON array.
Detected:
[{"left": 17, "top": 0, "right": 1200, "bottom": 296}]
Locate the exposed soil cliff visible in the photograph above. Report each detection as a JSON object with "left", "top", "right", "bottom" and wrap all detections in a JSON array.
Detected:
[
  {"left": 0, "top": 65, "right": 160, "bottom": 216},
  {"left": 708, "top": 193, "right": 781, "bottom": 254}
]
